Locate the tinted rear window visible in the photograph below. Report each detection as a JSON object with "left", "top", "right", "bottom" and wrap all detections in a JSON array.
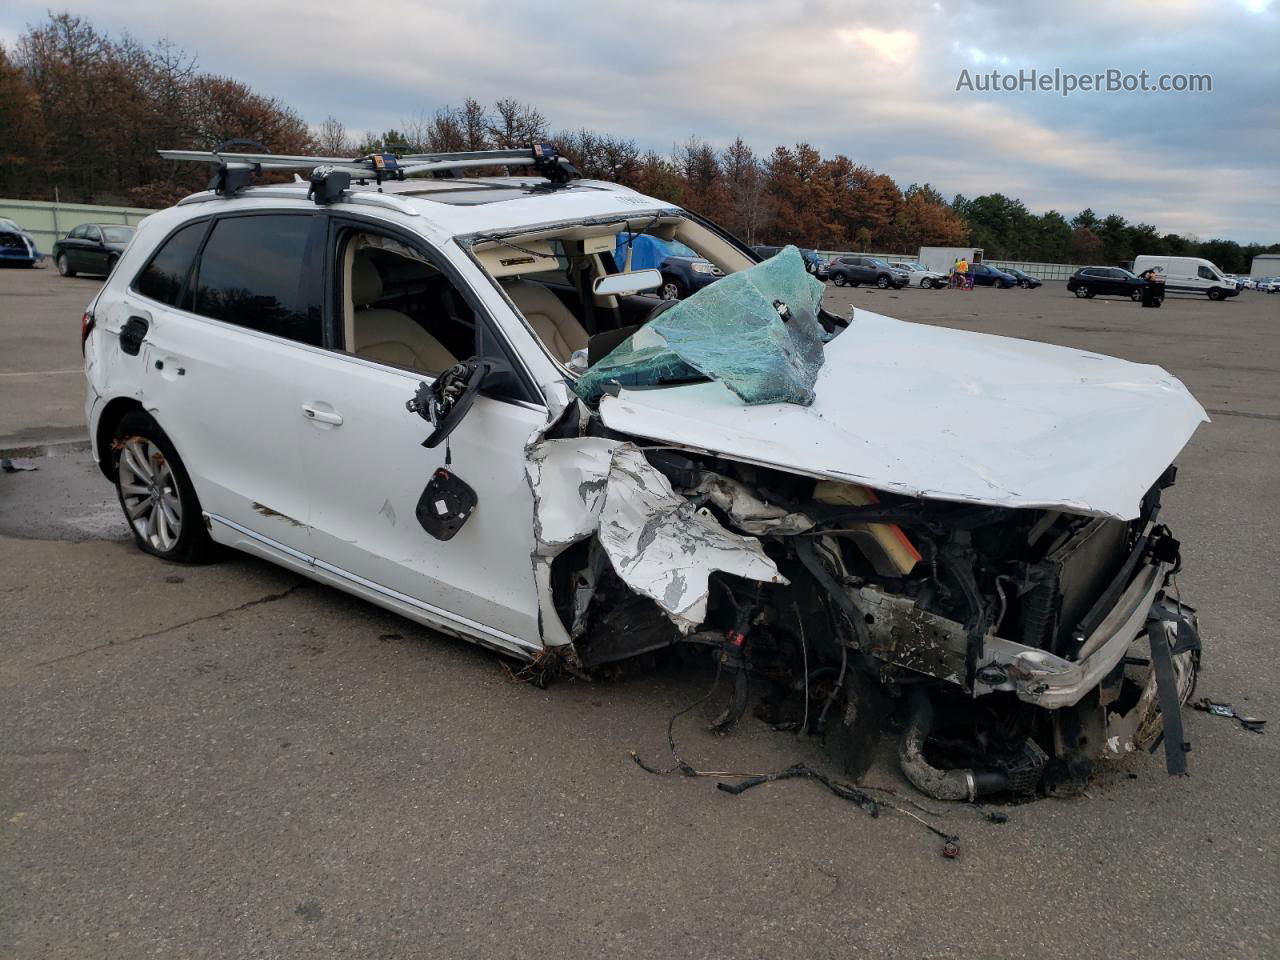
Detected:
[
  {"left": 193, "top": 215, "right": 320, "bottom": 346},
  {"left": 134, "top": 221, "right": 207, "bottom": 308}
]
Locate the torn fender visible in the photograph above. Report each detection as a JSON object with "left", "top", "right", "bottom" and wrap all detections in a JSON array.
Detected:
[
  {"left": 597, "top": 310, "right": 1209, "bottom": 521},
  {"left": 526, "top": 439, "right": 786, "bottom": 634}
]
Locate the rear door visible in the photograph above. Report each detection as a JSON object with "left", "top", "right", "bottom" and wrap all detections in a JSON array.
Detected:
[{"left": 131, "top": 210, "right": 323, "bottom": 557}]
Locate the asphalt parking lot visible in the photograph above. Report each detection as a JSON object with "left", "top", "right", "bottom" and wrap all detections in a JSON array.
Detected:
[{"left": 3, "top": 261, "right": 1278, "bottom": 959}]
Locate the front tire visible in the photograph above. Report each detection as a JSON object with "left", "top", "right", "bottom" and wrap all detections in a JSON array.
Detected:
[
  {"left": 876, "top": 274, "right": 891, "bottom": 289},
  {"left": 56, "top": 253, "right": 76, "bottom": 277},
  {"left": 1207, "top": 288, "right": 1225, "bottom": 301},
  {"left": 1130, "top": 288, "right": 1144, "bottom": 302},
  {"left": 660, "top": 278, "right": 685, "bottom": 301},
  {"left": 1074, "top": 285, "right": 1090, "bottom": 299},
  {"left": 112, "top": 410, "right": 214, "bottom": 563},
  {"left": 919, "top": 278, "right": 932, "bottom": 289},
  {"left": 1019, "top": 279, "right": 1031, "bottom": 288}
]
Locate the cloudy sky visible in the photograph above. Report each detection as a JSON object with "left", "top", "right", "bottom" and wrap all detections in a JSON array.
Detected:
[{"left": 3, "top": 0, "right": 1277, "bottom": 241}]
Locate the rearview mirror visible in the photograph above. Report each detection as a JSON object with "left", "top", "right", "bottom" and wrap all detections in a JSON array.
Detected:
[{"left": 592, "top": 268, "right": 663, "bottom": 297}]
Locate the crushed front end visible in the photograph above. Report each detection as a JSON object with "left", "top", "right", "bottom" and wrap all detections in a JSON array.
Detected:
[
  {"left": 546, "top": 445, "right": 1200, "bottom": 800},
  {"left": 524, "top": 246, "right": 1206, "bottom": 801}
]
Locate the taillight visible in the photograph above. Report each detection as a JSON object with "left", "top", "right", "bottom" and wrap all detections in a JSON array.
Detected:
[{"left": 80, "top": 310, "right": 95, "bottom": 354}]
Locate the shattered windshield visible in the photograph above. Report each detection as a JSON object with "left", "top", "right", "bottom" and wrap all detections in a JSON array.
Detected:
[{"left": 575, "top": 246, "right": 828, "bottom": 406}]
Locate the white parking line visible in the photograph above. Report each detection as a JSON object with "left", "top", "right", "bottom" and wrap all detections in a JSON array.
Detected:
[{"left": 0, "top": 369, "right": 83, "bottom": 379}]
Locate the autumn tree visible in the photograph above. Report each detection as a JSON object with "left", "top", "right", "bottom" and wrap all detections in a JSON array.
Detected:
[
  {"left": 895, "top": 184, "right": 968, "bottom": 249},
  {"left": 315, "top": 115, "right": 353, "bottom": 155},
  {"left": 0, "top": 46, "right": 49, "bottom": 197},
  {"left": 488, "top": 98, "right": 547, "bottom": 148},
  {"left": 676, "top": 136, "right": 730, "bottom": 223},
  {"left": 1068, "top": 226, "right": 1103, "bottom": 263},
  {"left": 720, "top": 137, "right": 768, "bottom": 244}
]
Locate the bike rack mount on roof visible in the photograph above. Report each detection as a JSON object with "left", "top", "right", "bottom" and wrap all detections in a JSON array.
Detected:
[{"left": 157, "top": 141, "right": 581, "bottom": 202}]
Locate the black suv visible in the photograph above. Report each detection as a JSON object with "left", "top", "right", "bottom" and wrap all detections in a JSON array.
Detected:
[
  {"left": 1067, "top": 266, "right": 1147, "bottom": 301},
  {"left": 658, "top": 253, "right": 724, "bottom": 300},
  {"left": 826, "top": 255, "right": 906, "bottom": 289}
]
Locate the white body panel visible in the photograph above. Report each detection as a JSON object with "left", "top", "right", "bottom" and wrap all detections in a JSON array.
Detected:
[
  {"left": 291, "top": 348, "right": 545, "bottom": 647},
  {"left": 1133, "top": 255, "right": 1235, "bottom": 296},
  {"left": 138, "top": 299, "right": 314, "bottom": 555},
  {"left": 917, "top": 246, "right": 984, "bottom": 274},
  {"left": 889, "top": 262, "right": 947, "bottom": 285},
  {"left": 597, "top": 310, "right": 1208, "bottom": 522}
]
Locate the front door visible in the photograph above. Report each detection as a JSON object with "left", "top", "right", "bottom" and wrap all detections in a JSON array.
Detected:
[
  {"left": 293, "top": 219, "right": 546, "bottom": 654},
  {"left": 82, "top": 225, "right": 108, "bottom": 273},
  {"left": 64, "top": 226, "right": 90, "bottom": 272}
]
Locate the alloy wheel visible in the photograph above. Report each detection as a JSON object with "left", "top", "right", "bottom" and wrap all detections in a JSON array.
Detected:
[{"left": 118, "top": 437, "right": 184, "bottom": 553}]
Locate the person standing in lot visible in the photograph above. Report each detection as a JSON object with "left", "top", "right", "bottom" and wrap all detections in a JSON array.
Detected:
[
  {"left": 1141, "top": 267, "right": 1165, "bottom": 308},
  {"left": 952, "top": 257, "right": 970, "bottom": 289}
]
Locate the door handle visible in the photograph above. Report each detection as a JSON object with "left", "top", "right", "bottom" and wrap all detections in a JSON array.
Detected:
[{"left": 301, "top": 404, "right": 343, "bottom": 426}]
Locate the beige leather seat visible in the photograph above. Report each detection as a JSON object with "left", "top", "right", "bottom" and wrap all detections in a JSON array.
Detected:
[
  {"left": 350, "top": 254, "right": 456, "bottom": 373},
  {"left": 502, "top": 279, "right": 589, "bottom": 363}
]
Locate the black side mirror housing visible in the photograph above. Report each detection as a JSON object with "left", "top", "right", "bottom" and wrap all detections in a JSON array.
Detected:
[{"left": 406, "top": 358, "right": 497, "bottom": 449}]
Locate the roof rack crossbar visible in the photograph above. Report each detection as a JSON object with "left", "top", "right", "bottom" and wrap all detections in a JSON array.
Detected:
[{"left": 157, "top": 142, "right": 580, "bottom": 199}]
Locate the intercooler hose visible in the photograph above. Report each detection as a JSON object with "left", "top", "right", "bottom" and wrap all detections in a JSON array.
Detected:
[{"left": 898, "top": 687, "right": 1007, "bottom": 802}]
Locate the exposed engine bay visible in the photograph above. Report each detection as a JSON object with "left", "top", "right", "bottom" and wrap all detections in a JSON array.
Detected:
[{"left": 533, "top": 440, "right": 1200, "bottom": 801}]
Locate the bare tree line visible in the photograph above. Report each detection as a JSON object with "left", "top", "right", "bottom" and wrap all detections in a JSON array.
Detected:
[{"left": 2, "top": 12, "right": 1273, "bottom": 267}]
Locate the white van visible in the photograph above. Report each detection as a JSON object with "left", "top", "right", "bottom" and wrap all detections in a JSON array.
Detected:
[{"left": 1132, "top": 255, "right": 1239, "bottom": 301}]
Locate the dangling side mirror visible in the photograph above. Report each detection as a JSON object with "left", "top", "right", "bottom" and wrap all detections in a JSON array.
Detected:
[{"left": 405, "top": 358, "right": 494, "bottom": 449}]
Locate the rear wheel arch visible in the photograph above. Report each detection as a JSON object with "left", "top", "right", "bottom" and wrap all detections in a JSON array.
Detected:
[{"left": 95, "top": 397, "right": 145, "bottom": 480}]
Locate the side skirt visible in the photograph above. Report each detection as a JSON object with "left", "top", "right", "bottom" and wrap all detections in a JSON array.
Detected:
[{"left": 206, "top": 512, "right": 542, "bottom": 662}]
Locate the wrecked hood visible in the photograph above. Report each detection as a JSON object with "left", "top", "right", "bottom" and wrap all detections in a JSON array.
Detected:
[{"left": 596, "top": 310, "right": 1208, "bottom": 521}]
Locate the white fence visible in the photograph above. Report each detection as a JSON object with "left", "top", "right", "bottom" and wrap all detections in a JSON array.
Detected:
[
  {"left": 986, "top": 259, "right": 1081, "bottom": 282},
  {"left": 814, "top": 249, "right": 1079, "bottom": 282},
  {"left": 0, "top": 197, "right": 157, "bottom": 254}
]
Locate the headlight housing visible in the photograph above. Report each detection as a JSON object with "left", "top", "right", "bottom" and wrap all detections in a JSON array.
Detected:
[{"left": 690, "top": 261, "right": 717, "bottom": 275}]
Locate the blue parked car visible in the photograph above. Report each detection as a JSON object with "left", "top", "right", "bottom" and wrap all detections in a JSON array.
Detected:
[
  {"left": 1000, "top": 267, "right": 1042, "bottom": 289},
  {"left": 615, "top": 233, "right": 724, "bottom": 300},
  {"left": 968, "top": 262, "right": 1018, "bottom": 288},
  {"left": 0, "top": 217, "right": 42, "bottom": 267}
]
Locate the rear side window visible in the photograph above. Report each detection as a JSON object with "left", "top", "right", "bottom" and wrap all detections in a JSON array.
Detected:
[
  {"left": 134, "top": 221, "right": 207, "bottom": 308},
  {"left": 193, "top": 215, "right": 321, "bottom": 346}
]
